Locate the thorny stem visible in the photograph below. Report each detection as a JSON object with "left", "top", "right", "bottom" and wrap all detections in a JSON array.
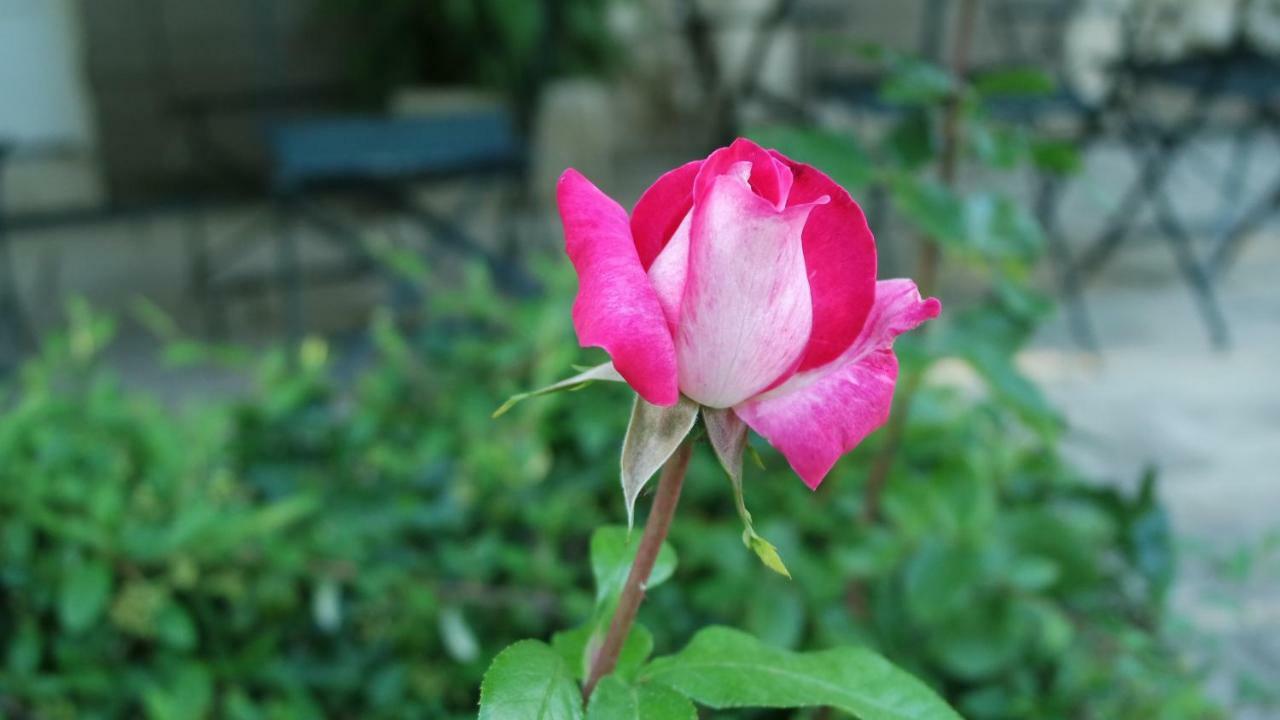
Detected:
[
  {"left": 862, "top": 0, "right": 981, "bottom": 525},
  {"left": 582, "top": 440, "right": 693, "bottom": 702}
]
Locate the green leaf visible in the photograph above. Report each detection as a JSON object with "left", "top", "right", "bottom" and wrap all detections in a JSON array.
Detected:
[
  {"left": 6, "top": 620, "right": 41, "bottom": 675},
  {"left": 1124, "top": 468, "right": 1175, "bottom": 605},
  {"left": 620, "top": 396, "right": 698, "bottom": 528},
  {"left": 552, "top": 622, "right": 654, "bottom": 682},
  {"left": 927, "top": 599, "right": 1029, "bottom": 681},
  {"left": 587, "top": 676, "right": 697, "bottom": 720},
  {"left": 155, "top": 601, "right": 197, "bottom": 651},
  {"left": 969, "top": 123, "right": 1028, "bottom": 169},
  {"left": 880, "top": 58, "right": 954, "bottom": 106},
  {"left": 493, "top": 362, "right": 623, "bottom": 418},
  {"left": 1030, "top": 138, "right": 1082, "bottom": 175},
  {"left": 891, "top": 176, "right": 965, "bottom": 248},
  {"left": 59, "top": 556, "right": 113, "bottom": 632},
  {"left": 886, "top": 111, "right": 937, "bottom": 170},
  {"left": 591, "top": 526, "right": 677, "bottom": 606},
  {"left": 903, "top": 540, "right": 981, "bottom": 624},
  {"left": 972, "top": 67, "right": 1054, "bottom": 98},
  {"left": 745, "top": 583, "right": 805, "bottom": 649},
  {"left": 479, "top": 640, "right": 584, "bottom": 720},
  {"left": 748, "top": 126, "right": 873, "bottom": 189},
  {"left": 143, "top": 663, "right": 213, "bottom": 720},
  {"left": 747, "top": 534, "right": 791, "bottom": 580},
  {"left": 642, "top": 627, "right": 961, "bottom": 719},
  {"left": 1006, "top": 556, "right": 1060, "bottom": 592}
]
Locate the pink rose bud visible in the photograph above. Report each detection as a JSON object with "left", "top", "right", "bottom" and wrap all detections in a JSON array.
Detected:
[{"left": 557, "top": 138, "right": 940, "bottom": 489}]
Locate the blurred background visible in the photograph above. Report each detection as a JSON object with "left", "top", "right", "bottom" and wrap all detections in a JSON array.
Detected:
[{"left": 1, "top": 0, "right": 1277, "bottom": 718}]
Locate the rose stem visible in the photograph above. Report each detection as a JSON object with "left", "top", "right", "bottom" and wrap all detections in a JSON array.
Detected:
[
  {"left": 583, "top": 439, "right": 693, "bottom": 701},
  {"left": 862, "top": 0, "right": 980, "bottom": 525}
]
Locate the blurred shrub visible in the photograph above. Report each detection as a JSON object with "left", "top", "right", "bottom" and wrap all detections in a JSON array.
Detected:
[{"left": 0, "top": 259, "right": 1220, "bottom": 718}]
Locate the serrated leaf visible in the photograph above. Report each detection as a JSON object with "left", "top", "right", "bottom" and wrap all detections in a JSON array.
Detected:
[
  {"left": 59, "top": 557, "right": 113, "bottom": 632},
  {"left": 586, "top": 676, "right": 697, "bottom": 720},
  {"left": 479, "top": 640, "right": 584, "bottom": 720},
  {"left": 591, "top": 526, "right": 677, "bottom": 606},
  {"left": 620, "top": 396, "right": 698, "bottom": 528},
  {"left": 553, "top": 622, "right": 654, "bottom": 682},
  {"left": 493, "top": 362, "right": 623, "bottom": 418},
  {"left": 642, "top": 627, "right": 961, "bottom": 719}
]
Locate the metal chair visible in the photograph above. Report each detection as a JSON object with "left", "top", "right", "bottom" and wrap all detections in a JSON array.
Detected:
[
  {"left": 259, "top": 111, "right": 535, "bottom": 340},
  {"left": 174, "top": 1, "right": 544, "bottom": 340}
]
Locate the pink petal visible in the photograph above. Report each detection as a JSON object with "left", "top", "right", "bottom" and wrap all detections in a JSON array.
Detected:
[
  {"left": 631, "top": 160, "right": 701, "bottom": 270},
  {"left": 771, "top": 151, "right": 878, "bottom": 373},
  {"left": 647, "top": 210, "right": 692, "bottom": 332},
  {"left": 734, "top": 280, "right": 941, "bottom": 488},
  {"left": 694, "top": 138, "right": 795, "bottom": 209},
  {"left": 557, "top": 169, "right": 679, "bottom": 406},
  {"left": 676, "top": 166, "right": 825, "bottom": 408}
]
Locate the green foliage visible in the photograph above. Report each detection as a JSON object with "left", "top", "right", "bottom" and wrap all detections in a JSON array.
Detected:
[
  {"left": 586, "top": 676, "right": 696, "bottom": 720},
  {"left": 479, "top": 640, "right": 582, "bottom": 720},
  {"left": 641, "top": 626, "right": 961, "bottom": 719},
  {"left": 0, "top": 259, "right": 1222, "bottom": 718},
  {"left": 481, "top": 529, "right": 958, "bottom": 718}
]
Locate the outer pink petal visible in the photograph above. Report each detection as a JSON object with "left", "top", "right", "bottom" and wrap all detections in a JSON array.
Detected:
[
  {"left": 557, "top": 169, "right": 679, "bottom": 406},
  {"left": 734, "top": 280, "right": 941, "bottom": 488},
  {"left": 676, "top": 165, "right": 825, "bottom": 408},
  {"left": 771, "top": 151, "right": 878, "bottom": 373},
  {"left": 694, "top": 138, "right": 795, "bottom": 209},
  {"left": 631, "top": 160, "right": 701, "bottom": 270}
]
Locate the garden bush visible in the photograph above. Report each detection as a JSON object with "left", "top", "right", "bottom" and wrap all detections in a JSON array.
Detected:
[{"left": 0, "top": 262, "right": 1218, "bottom": 718}]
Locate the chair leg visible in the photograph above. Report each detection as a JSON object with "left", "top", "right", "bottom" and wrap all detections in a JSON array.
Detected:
[
  {"left": 1154, "top": 193, "right": 1230, "bottom": 349},
  {"left": 274, "top": 198, "right": 306, "bottom": 344},
  {"left": 183, "top": 200, "right": 228, "bottom": 339}
]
